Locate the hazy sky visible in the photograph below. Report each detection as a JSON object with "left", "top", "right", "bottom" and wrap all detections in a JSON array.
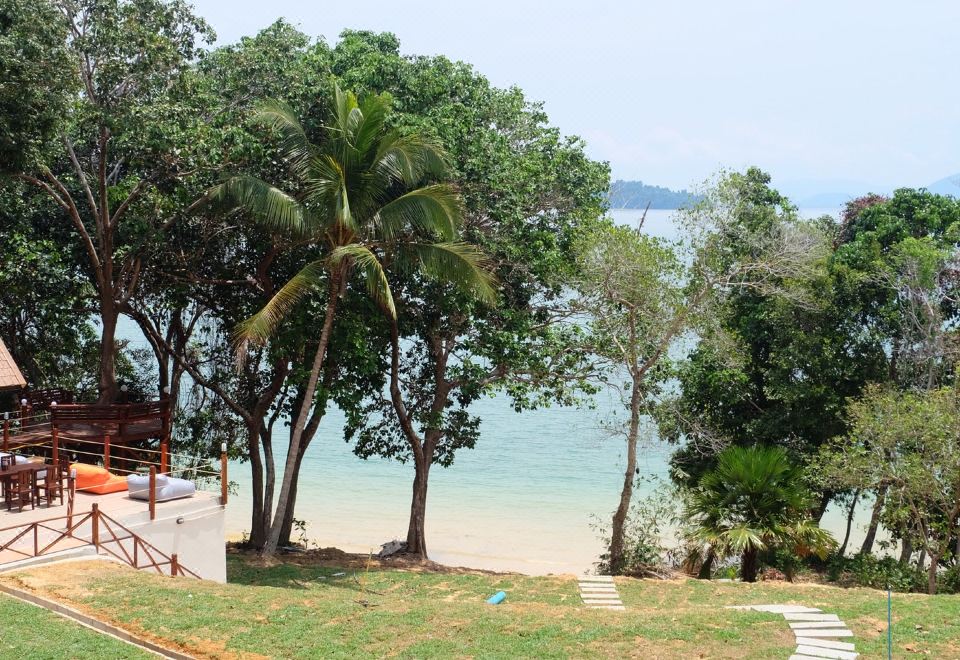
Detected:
[{"left": 191, "top": 0, "right": 959, "bottom": 195}]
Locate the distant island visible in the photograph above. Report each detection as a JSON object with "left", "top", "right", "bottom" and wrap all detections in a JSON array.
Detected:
[{"left": 608, "top": 180, "right": 700, "bottom": 209}]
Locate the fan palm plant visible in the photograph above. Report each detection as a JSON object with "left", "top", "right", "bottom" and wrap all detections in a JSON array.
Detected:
[
  {"left": 684, "top": 445, "right": 835, "bottom": 582},
  {"left": 210, "top": 84, "right": 495, "bottom": 555}
]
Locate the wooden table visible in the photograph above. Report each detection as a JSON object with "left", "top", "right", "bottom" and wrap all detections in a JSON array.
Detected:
[{"left": 0, "top": 462, "right": 54, "bottom": 509}]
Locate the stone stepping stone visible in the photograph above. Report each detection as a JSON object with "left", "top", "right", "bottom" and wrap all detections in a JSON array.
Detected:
[
  {"left": 580, "top": 591, "right": 620, "bottom": 600},
  {"left": 795, "top": 638, "right": 855, "bottom": 652},
  {"left": 790, "top": 656, "right": 841, "bottom": 660},
  {"left": 794, "top": 645, "right": 858, "bottom": 659},
  {"left": 580, "top": 582, "right": 617, "bottom": 591},
  {"left": 794, "top": 629, "right": 854, "bottom": 638},
  {"left": 577, "top": 575, "right": 625, "bottom": 611},
  {"left": 727, "top": 604, "right": 822, "bottom": 614},
  {"left": 588, "top": 604, "right": 625, "bottom": 610},
  {"left": 790, "top": 622, "right": 849, "bottom": 630},
  {"left": 784, "top": 613, "right": 841, "bottom": 622}
]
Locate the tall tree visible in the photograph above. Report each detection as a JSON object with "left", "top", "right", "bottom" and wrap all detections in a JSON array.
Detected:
[
  {"left": 336, "top": 32, "right": 610, "bottom": 558},
  {"left": 580, "top": 170, "right": 827, "bottom": 573},
  {"left": 4, "top": 0, "right": 213, "bottom": 402},
  {"left": 820, "top": 385, "right": 960, "bottom": 594},
  {"left": 659, "top": 170, "right": 873, "bottom": 506},
  {"left": 213, "top": 84, "right": 493, "bottom": 556}
]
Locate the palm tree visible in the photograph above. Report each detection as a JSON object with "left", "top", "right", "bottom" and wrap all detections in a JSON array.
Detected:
[
  {"left": 684, "top": 445, "right": 835, "bottom": 582},
  {"left": 211, "top": 84, "right": 495, "bottom": 556}
]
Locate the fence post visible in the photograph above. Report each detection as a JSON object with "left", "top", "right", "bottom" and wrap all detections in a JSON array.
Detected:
[
  {"left": 160, "top": 395, "right": 170, "bottom": 475},
  {"left": 51, "top": 407, "right": 59, "bottom": 466},
  {"left": 149, "top": 466, "right": 156, "bottom": 521},
  {"left": 103, "top": 434, "right": 111, "bottom": 471},
  {"left": 91, "top": 503, "right": 99, "bottom": 550},
  {"left": 67, "top": 476, "right": 75, "bottom": 529},
  {"left": 2, "top": 413, "right": 9, "bottom": 453},
  {"left": 171, "top": 553, "right": 179, "bottom": 577},
  {"left": 221, "top": 442, "right": 228, "bottom": 506}
]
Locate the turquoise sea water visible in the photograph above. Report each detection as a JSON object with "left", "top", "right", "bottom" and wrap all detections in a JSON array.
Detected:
[{"left": 127, "top": 207, "right": 854, "bottom": 574}]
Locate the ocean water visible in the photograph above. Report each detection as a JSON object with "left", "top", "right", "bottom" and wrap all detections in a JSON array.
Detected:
[{"left": 124, "top": 206, "right": 861, "bottom": 574}]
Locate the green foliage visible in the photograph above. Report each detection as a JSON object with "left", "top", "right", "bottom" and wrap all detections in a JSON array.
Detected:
[
  {"left": 594, "top": 481, "right": 682, "bottom": 577},
  {"left": 826, "top": 554, "right": 927, "bottom": 593},
  {"left": 661, "top": 168, "right": 880, "bottom": 488},
  {"left": 819, "top": 384, "right": 960, "bottom": 592},
  {"left": 0, "top": 0, "right": 74, "bottom": 171},
  {"left": 338, "top": 32, "right": 610, "bottom": 468},
  {"left": 0, "top": 191, "right": 100, "bottom": 393},
  {"left": 685, "top": 445, "right": 835, "bottom": 582},
  {"left": 216, "top": 82, "right": 491, "bottom": 353}
]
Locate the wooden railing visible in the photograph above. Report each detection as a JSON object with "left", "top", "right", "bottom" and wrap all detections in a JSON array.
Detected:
[{"left": 0, "top": 503, "right": 199, "bottom": 579}]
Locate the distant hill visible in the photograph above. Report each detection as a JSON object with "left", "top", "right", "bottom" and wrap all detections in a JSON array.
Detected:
[
  {"left": 608, "top": 180, "right": 700, "bottom": 209},
  {"left": 926, "top": 174, "right": 960, "bottom": 197}
]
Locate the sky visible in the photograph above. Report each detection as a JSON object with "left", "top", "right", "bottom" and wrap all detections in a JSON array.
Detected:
[{"left": 190, "top": 0, "right": 960, "bottom": 199}]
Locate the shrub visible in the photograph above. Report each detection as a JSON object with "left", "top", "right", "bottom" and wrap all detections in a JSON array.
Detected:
[{"left": 826, "top": 554, "right": 926, "bottom": 593}]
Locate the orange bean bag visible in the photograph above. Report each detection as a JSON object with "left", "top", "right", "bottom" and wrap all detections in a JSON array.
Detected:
[{"left": 71, "top": 463, "right": 128, "bottom": 494}]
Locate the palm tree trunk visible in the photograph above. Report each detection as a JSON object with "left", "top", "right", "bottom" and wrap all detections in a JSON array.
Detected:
[
  {"left": 277, "top": 413, "right": 321, "bottom": 545},
  {"left": 741, "top": 547, "right": 760, "bottom": 583},
  {"left": 261, "top": 271, "right": 343, "bottom": 556},
  {"left": 697, "top": 547, "right": 716, "bottom": 579},
  {"left": 609, "top": 378, "right": 642, "bottom": 574}
]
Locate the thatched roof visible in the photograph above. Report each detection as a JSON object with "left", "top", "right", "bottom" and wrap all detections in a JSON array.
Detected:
[{"left": 0, "top": 339, "right": 26, "bottom": 391}]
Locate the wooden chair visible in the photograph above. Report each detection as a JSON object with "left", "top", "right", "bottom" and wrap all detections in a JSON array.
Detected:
[
  {"left": 0, "top": 456, "right": 12, "bottom": 497},
  {"left": 6, "top": 470, "right": 34, "bottom": 512},
  {"left": 36, "top": 462, "right": 64, "bottom": 507}
]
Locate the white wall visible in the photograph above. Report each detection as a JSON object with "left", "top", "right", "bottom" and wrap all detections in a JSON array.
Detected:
[{"left": 118, "top": 499, "right": 227, "bottom": 583}]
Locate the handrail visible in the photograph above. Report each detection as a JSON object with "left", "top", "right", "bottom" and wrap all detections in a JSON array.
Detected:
[{"left": 0, "top": 504, "right": 200, "bottom": 579}]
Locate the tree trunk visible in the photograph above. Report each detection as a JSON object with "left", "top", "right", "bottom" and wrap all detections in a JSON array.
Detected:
[
  {"left": 609, "top": 379, "right": 642, "bottom": 574},
  {"left": 277, "top": 431, "right": 311, "bottom": 546},
  {"left": 262, "top": 271, "right": 343, "bottom": 556},
  {"left": 860, "top": 485, "right": 887, "bottom": 555},
  {"left": 838, "top": 489, "right": 860, "bottom": 557},
  {"left": 278, "top": 386, "right": 326, "bottom": 547},
  {"left": 741, "top": 547, "right": 759, "bottom": 583},
  {"left": 927, "top": 552, "right": 939, "bottom": 595},
  {"left": 98, "top": 300, "right": 119, "bottom": 403},
  {"left": 814, "top": 490, "right": 833, "bottom": 524},
  {"left": 697, "top": 547, "right": 716, "bottom": 579},
  {"left": 246, "top": 422, "right": 267, "bottom": 549},
  {"left": 899, "top": 536, "right": 913, "bottom": 565},
  {"left": 405, "top": 453, "right": 431, "bottom": 557}
]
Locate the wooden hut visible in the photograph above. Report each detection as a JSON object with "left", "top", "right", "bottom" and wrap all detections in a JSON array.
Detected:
[{"left": 0, "top": 339, "right": 26, "bottom": 392}]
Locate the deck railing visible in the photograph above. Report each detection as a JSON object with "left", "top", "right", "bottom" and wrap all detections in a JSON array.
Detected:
[
  {"left": 1, "top": 411, "right": 228, "bottom": 520},
  {"left": 0, "top": 503, "right": 199, "bottom": 578}
]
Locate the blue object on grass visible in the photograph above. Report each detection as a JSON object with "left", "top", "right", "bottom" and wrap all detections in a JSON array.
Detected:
[{"left": 487, "top": 591, "right": 506, "bottom": 605}]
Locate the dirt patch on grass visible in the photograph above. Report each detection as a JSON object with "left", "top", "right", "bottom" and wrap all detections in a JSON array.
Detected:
[{"left": 227, "top": 543, "right": 535, "bottom": 576}]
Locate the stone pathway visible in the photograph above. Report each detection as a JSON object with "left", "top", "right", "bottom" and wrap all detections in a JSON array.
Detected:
[
  {"left": 578, "top": 575, "right": 625, "bottom": 611},
  {"left": 727, "top": 604, "right": 858, "bottom": 659}
]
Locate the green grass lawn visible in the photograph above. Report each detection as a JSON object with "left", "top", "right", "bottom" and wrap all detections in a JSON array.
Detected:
[
  {"left": 0, "top": 591, "right": 151, "bottom": 659},
  {"left": 1, "top": 555, "right": 959, "bottom": 659}
]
